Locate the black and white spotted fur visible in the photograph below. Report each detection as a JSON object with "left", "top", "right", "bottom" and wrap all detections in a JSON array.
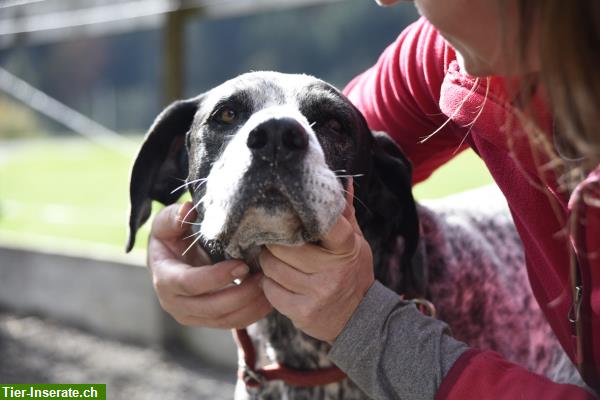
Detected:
[{"left": 127, "top": 72, "right": 579, "bottom": 399}]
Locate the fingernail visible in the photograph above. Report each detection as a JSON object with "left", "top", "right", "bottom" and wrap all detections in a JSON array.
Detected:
[
  {"left": 176, "top": 203, "right": 186, "bottom": 222},
  {"left": 232, "top": 264, "right": 250, "bottom": 278}
]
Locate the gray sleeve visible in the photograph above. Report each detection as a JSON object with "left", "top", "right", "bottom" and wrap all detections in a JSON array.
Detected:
[{"left": 328, "top": 281, "right": 469, "bottom": 400}]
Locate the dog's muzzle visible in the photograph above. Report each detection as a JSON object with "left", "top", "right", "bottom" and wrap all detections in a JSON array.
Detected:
[{"left": 198, "top": 106, "right": 345, "bottom": 260}]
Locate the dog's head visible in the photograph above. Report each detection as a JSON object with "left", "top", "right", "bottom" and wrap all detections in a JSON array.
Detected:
[{"left": 127, "top": 72, "right": 424, "bottom": 296}]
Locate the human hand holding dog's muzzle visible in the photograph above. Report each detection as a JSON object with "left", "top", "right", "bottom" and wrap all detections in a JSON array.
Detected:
[
  {"left": 147, "top": 202, "right": 273, "bottom": 329},
  {"left": 260, "top": 181, "right": 375, "bottom": 344}
]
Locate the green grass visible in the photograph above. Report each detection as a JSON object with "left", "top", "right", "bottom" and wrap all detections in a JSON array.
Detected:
[
  {"left": 413, "top": 149, "right": 493, "bottom": 200},
  {"left": 0, "top": 138, "right": 493, "bottom": 249},
  {"left": 0, "top": 139, "right": 144, "bottom": 250}
]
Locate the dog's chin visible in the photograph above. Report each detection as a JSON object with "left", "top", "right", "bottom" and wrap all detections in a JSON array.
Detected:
[
  {"left": 211, "top": 187, "right": 338, "bottom": 260},
  {"left": 224, "top": 204, "right": 308, "bottom": 260},
  {"left": 199, "top": 180, "right": 345, "bottom": 261}
]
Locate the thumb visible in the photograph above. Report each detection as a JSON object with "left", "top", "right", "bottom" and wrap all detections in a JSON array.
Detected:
[
  {"left": 342, "top": 177, "right": 361, "bottom": 234},
  {"left": 151, "top": 202, "right": 197, "bottom": 241},
  {"left": 317, "top": 178, "right": 362, "bottom": 254},
  {"left": 149, "top": 202, "right": 211, "bottom": 265}
]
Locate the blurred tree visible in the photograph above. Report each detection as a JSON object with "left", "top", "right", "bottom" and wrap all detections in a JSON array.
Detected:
[
  {"left": 185, "top": 0, "right": 417, "bottom": 92},
  {"left": 0, "top": 97, "right": 40, "bottom": 139},
  {"left": 0, "top": 0, "right": 418, "bottom": 135}
]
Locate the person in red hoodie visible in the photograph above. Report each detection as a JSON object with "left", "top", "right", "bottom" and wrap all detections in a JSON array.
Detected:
[{"left": 147, "top": 0, "right": 600, "bottom": 397}]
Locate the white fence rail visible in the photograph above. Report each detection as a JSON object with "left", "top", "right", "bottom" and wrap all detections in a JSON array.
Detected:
[
  {"left": 0, "top": 0, "right": 347, "bottom": 48},
  {"left": 0, "top": 67, "right": 135, "bottom": 155}
]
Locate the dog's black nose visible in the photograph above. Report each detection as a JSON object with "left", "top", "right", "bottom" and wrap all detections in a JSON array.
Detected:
[{"left": 247, "top": 118, "right": 309, "bottom": 163}]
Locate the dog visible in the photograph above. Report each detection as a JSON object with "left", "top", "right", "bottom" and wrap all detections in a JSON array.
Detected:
[{"left": 126, "top": 71, "right": 580, "bottom": 399}]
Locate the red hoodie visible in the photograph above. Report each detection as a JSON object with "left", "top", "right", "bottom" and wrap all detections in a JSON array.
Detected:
[{"left": 344, "top": 17, "right": 600, "bottom": 398}]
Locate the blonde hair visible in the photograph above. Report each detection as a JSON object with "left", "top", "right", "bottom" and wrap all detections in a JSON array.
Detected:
[{"left": 511, "top": 0, "right": 600, "bottom": 191}]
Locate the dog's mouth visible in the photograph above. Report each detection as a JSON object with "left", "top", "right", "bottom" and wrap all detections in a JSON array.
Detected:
[
  {"left": 197, "top": 161, "right": 344, "bottom": 261},
  {"left": 260, "top": 186, "right": 293, "bottom": 209},
  {"left": 220, "top": 183, "right": 316, "bottom": 259}
]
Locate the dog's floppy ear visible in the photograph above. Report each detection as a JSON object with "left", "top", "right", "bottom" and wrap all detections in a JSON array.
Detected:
[
  {"left": 367, "top": 131, "right": 424, "bottom": 297},
  {"left": 126, "top": 96, "right": 201, "bottom": 252}
]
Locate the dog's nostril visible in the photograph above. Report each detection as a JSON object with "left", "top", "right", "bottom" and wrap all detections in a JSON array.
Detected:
[
  {"left": 247, "top": 128, "right": 269, "bottom": 150},
  {"left": 282, "top": 126, "right": 308, "bottom": 150}
]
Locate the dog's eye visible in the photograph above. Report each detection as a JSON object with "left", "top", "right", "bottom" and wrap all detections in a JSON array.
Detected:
[
  {"left": 217, "top": 107, "right": 237, "bottom": 124},
  {"left": 323, "top": 119, "right": 343, "bottom": 134}
]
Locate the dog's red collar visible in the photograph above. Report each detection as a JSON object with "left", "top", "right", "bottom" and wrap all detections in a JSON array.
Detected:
[
  {"left": 233, "top": 328, "right": 347, "bottom": 389},
  {"left": 233, "top": 297, "right": 436, "bottom": 389}
]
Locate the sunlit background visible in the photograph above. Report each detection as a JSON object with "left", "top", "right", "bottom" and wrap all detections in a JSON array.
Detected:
[
  {"left": 0, "top": 0, "right": 493, "bottom": 250},
  {"left": 0, "top": 1, "right": 492, "bottom": 398}
]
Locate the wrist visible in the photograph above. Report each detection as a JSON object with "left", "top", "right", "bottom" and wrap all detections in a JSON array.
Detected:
[{"left": 326, "top": 277, "right": 375, "bottom": 344}]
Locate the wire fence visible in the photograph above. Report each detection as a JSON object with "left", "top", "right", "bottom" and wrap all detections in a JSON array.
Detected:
[
  {"left": 0, "top": 0, "right": 346, "bottom": 47},
  {"left": 0, "top": 0, "right": 347, "bottom": 153},
  {"left": 0, "top": 66, "right": 136, "bottom": 156}
]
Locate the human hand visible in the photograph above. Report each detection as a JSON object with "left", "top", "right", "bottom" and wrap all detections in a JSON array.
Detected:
[
  {"left": 147, "top": 202, "right": 272, "bottom": 328},
  {"left": 260, "top": 180, "right": 375, "bottom": 343}
]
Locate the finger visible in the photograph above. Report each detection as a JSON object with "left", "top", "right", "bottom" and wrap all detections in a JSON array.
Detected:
[
  {"left": 270, "top": 215, "right": 356, "bottom": 258},
  {"left": 148, "top": 201, "right": 212, "bottom": 265},
  {"left": 149, "top": 203, "right": 194, "bottom": 259},
  {"left": 266, "top": 238, "right": 354, "bottom": 274},
  {"left": 342, "top": 177, "right": 361, "bottom": 233},
  {"left": 265, "top": 243, "right": 321, "bottom": 274},
  {"left": 342, "top": 176, "right": 354, "bottom": 218},
  {"left": 261, "top": 276, "right": 306, "bottom": 320},
  {"left": 176, "top": 293, "right": 273, "bottom": 329},
  {"left": 263, "top": 180, "right": 360, "bottom": 267},
  {"left": 148, "top": 231, "right": 180, "bottom": 267},
  {"left": 177, "top": 272, "right": 264, "bottom": 317},
  {"left": 259, "top": 249, "right": 312, "bottom": 294},
  {"left": 216, "top": 294, "right": 273, "bottom": 329},
  {"left": 151, "top": 202, "right": 196, "bottom": 241},
  {"left": 319, "top": 215, "right": 359, "bottom": 254},
  {"left": 155, "top": 259, "right": 250, "bottom": 296},
  {"left": 147, "top": 230, "right": 203, "bottom": 268},
  {"left": 177, "top": 201, "right": 198, "bottom": 225}
]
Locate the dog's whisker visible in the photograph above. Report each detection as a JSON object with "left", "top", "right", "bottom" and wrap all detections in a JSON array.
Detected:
[
  {"left": 170, "top": 178, "right": 209, "bottom": 194},
  {"left": 177, "top": 219, "right": 203, "bottom": 226},
  {"left": 182, "top": 232, "right": 205, "bottom": 256},
  {"left": 341, "top": 188, "right": 371, "bottom": 214},
  {"left": 189, "top": 177, "right": 209, "bottom": 184},
  {"left": 181, "top": 208, "right": 196, "bottom": 224},
  {"left": 182, "top": 230, "right": 202, "bottom": 241},
  {"left": 193, "top": 180, "right": 208, "bottom": 191},
  {"left": 335, "top": 174, "right": 364, "bottom": 178},
  {"left": 185, "top": 178, "right": 209, "bottom": 188},
  {"left": 180, "top": 197, "right": 205, "bottom": 225}
]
